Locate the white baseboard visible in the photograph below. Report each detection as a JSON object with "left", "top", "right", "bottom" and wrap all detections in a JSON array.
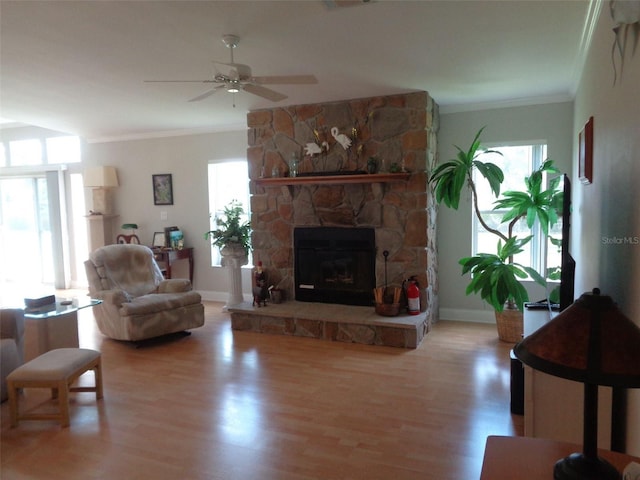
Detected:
[
  {"left": 197, "top": 290, "right": 252, "bottom": 303},
  {"left": 439, "top": 308, "right": 495, "bottom": 324}
]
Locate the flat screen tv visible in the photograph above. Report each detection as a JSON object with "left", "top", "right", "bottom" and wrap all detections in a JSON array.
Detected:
[
  {"left": 558, "top": 174, "right": 575, "bottom": 311},
  {"left": 525, "top": 173, "right": 575, "bottom": 312}
]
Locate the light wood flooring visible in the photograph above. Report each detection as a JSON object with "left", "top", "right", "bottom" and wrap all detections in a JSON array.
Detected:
[{"left": 1, "top": 301, "right": 523, "bottom": 479}]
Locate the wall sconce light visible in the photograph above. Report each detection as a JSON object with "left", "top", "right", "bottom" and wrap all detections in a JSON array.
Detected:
[
  {"left": 514, "top": 288, "right": 640, "bottom": 480},
  {"left": 83, "top": 166, "right": 119, "bottom": 215}
]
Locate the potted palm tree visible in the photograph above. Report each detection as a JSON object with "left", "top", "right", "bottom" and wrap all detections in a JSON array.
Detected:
[{"left": 430, "top": 127, "right": 563, "bottom": 341}]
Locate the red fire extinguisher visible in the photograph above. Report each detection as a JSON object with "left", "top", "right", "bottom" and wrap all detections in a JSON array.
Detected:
[{"left": 407, "top": 279, "right": 420, "bottom": 315}]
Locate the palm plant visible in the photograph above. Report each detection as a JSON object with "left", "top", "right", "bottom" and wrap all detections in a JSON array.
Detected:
[{"left": 430, "top": 127, "right": 563, "bottom": 312}]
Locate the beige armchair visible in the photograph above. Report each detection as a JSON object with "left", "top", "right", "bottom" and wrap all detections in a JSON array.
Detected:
[
  {"left": 84, "top": 244, "right": 204, "bottom": 342},
  {"left": 1, "top": 309, "right": 25, "bottom": 402}
]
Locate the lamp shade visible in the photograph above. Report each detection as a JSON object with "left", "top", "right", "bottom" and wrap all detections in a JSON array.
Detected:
[
  {"left": 514, "top": 289, "right": 640, "bottom": 388},
  {"left": 84, "top": 166, "right": 119, "bottom": 188}
]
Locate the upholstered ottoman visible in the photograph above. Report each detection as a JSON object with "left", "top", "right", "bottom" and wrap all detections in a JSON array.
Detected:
[{"left": 7, "top": 348, "right": 103, "bottom": 427}]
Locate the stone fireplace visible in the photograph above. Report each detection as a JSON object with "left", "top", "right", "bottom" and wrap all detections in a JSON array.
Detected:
[{"left": 236, "top": 91, "right": 439, "bottom": 346}]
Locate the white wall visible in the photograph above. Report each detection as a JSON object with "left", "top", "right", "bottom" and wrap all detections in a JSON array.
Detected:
[
  {"left": 437, "top": 102, "right": 574, "bottom": 322},
  {"left": 84, "top": 129, "right": 252, "bottom": 300},
  {"left": 572, "top": 3, "right": 640, "bottom": 455}
]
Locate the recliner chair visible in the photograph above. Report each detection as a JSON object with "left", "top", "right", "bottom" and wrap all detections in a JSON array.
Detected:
[{"left": 84, "top": 244, "right": 204, "bottom": 342}]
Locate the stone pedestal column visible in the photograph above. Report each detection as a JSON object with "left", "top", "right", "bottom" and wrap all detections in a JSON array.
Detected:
[{"left": 220, "top": 244, "right": 248, "bottom": 311}]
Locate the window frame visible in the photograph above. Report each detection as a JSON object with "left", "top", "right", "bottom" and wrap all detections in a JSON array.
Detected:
[{"left": 207, "top": 160, "right": 251, "bottom": 267}]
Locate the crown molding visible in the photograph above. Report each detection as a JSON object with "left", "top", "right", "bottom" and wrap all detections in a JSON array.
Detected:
[{"left": 86, "top": 123, "right": 247, "bottom": 144}]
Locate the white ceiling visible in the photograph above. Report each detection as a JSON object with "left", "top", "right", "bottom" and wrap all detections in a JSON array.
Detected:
[{"left": 0, "top": 0, "right": 593, "bottom": 142}]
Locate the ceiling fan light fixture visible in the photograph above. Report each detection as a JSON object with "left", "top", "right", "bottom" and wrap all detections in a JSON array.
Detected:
[{"left": 227, "top": 85, "right": 240, "bottom": 93}]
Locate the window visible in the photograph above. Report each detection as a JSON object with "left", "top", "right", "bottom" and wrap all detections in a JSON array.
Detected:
[
  {"left": 207, "top": 161, "right": 250, "bottom": 266},
  {"left": 3, "top": 135, "right": 81, "bottom": 166},
  {"left": 46, "top": 136, "right": 81, "bottom": 164},
  {"left": 472, "top": 143, "right": 551, "bottom": 276},
  {"left": 9, "top": 139, "right": 42, "bottom": 166}
]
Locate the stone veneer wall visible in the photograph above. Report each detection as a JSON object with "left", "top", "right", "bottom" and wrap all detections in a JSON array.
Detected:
[{"left": 247, "top": 91, "right": 440, "bottom": 326}]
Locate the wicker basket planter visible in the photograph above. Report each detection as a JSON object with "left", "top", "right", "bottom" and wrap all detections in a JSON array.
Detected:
[{"left": 494, "top": 307, "right": 523, "bottom": 343}]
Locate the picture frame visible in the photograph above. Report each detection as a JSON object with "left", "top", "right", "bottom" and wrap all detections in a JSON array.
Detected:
[
  {"left": 152, "top": 174, "right": 173, "bottom": 205},
  {"left": 579, "top": 116, "right": 593, "bottom": 185},
  {"left": 169, "top": 230, "right": 184, "bottom": 250},
  {"left": 164, "top": 226, "right": 179, "bottom": 248},
  {"left": 152, "top": 231, "right": 166, "bottom": 248}
]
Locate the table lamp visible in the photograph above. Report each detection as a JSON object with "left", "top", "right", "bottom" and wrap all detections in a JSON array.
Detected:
[
  {"left": 514, "top": 288, "right": 640, "bottom": 480},
  {"left": 84, "top": 166, "right": 119, "bottom": 214}
]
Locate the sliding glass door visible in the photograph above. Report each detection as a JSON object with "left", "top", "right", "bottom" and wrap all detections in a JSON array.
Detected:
[{"left": 0, "top": 176, "right": 53, "bottom": 288}]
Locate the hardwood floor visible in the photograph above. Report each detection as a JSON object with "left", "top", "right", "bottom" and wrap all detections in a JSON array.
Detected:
[{"left": 1, "top": 301, "right": 523, "bottom": 479}]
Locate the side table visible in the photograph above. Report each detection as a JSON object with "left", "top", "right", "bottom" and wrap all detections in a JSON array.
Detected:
[
  {"left": 24, "top": 298, "right": 101, "bottom": 361},
  {"left": 152, "top": 247, "right": 194, "bottom": 284}
]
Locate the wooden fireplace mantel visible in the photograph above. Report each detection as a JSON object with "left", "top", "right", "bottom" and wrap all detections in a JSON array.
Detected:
[{"left": 254, "top": 173, "right": 410, "bottom": 187}]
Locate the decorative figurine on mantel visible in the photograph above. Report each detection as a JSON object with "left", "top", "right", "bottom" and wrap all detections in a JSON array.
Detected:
[
  {"left": 304, "top": 140, "right": 328, "bottom": 156},
  {"left": 331, "top": 127, "right": 352, "bottom": 150},
  {"left": 253, "top": 261, "right": 268, "bottom": 307}
]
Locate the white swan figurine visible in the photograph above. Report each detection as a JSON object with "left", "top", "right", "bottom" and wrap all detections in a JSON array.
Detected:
[
  {"left": 304, "top": 141, "right": 329, "bottom": 156},
  {"left": 331, "top": 127, "right": 352, "bottom": 150}
]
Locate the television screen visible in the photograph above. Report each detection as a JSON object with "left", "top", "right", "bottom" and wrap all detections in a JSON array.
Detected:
[
  {"left": 525, "top": 173, "right": 575, "bottom": 312},
  {"left": 559, "top": 174, "right": 575, "bottom": 311}
]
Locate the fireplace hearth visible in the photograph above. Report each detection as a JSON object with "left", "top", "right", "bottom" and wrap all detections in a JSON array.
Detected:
[{"left": 294, "top": 227, "right": 375, "bottom": 306}]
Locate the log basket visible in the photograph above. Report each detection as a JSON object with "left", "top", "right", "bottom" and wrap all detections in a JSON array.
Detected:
[{"left": 374, "top": 286, "right": 401, "bottom": 317}]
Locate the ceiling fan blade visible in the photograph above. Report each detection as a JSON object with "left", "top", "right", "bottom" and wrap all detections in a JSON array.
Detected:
[
  {"left": 251, "top": 74, "right": 318, "bottom": 85},
  {"left": 188, "top": 84, "right": 226, "bottom": 102},
  {"left": 242, "top": 83, "right": 288, "bottom": 102},
  {"left": 144, "top": 80, "right": 216, "bottom": 83}
]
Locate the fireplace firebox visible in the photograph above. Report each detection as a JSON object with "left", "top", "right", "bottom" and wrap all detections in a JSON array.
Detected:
[{"left": 294, "top": 227, "right": 375, "bottom": 306}]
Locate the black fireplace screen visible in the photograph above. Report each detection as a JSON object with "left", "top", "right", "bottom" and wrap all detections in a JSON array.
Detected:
[{"left": 294, "top": 227, "right": 375, "bottom": 306}]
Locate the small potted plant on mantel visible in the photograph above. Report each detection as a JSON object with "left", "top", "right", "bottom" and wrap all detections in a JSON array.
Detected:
[
  {"left": 429, "top": 127, "right": 563, "bottom": 342},
  {"left": 205, "top": 200, "right": 252, "bottom": 307}
]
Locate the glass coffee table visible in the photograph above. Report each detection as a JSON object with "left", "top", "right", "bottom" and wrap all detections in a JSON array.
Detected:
[{"left": 24, "top": 298, "right": 101, "bottom": 361}]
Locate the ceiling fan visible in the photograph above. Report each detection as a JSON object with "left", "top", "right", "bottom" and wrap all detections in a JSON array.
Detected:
[{"left": 144, "top": 34, "right": 318, "bottom": 103}]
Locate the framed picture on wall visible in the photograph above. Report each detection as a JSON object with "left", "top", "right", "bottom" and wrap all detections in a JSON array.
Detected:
[
  {"left": 579, "top": 116, "right": 593, "bottom": 185},
  {"left": 152, "top": 174, "right": 173, "bottom": 205}
]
